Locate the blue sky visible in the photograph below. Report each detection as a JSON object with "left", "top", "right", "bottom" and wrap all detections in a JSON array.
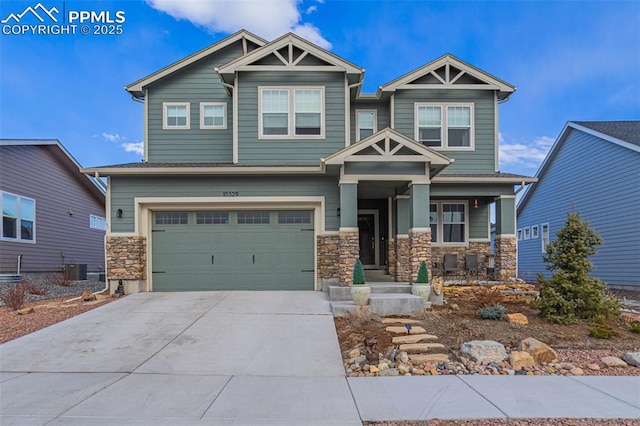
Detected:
[{"left": 1, "top": 0, "right": 638, "bottom": 177}]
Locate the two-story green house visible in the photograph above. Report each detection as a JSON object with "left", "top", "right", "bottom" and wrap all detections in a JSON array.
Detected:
[{"left": 85, "top": 30, "right": 535, "bottom": 293}]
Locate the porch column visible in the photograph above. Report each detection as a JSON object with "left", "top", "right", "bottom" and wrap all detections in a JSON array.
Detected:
[
  {"left": 395, "top": 196, "right": 410, "bottom": 282},
  {"left": 339, "top": 182, "right": 359, "bottom": 286},
  {"left": 409, "top": 183, "right": 432, "bottom": 282},
  {"left": 495, "top": 195, "right": 517, "bottom": 281}
]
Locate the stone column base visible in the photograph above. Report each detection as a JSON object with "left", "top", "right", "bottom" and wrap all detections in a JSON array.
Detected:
[
  {"left": 387, "top": 239, "right": 397, "bottom": 277},
  {"left": 495, "top": 235, "right": 517, "bottom": 282},
  {"left": 338, "top": 230, "right": 360, "bottom": 286},
  {"left": 395, "top": 236, "right": 410, "bottom": 282},
  {"left": 409, "top": 230, "right": 432, "bottom": 282},
  {"left": 106, "top": 236, "right": 147, "bottom": 293},
  {"left": 317, "top": 234, "right": 340, "bottom": 290}
]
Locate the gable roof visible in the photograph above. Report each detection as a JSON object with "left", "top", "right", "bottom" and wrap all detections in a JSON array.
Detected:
[
  {"left": 216, "top": 32, "right": 364, "bottom": 84},
  {"left": 379, "top": 54, "right": 516, "bottom": 100},
  {"left": 126, "top": 30, "right": 266, "bottom": 98},
  {"left": 0, "top": 139, "right": 106, "bottom": 201},
  {"left": 323, "top": 127, "right": 453, "bottom": 177},
  {"left": 517, "top": 120, "right": 640, "bottom": 211}
]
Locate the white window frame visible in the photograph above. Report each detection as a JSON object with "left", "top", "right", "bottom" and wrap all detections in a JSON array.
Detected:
[
  {"left": 356, "top": 109, "right": 377, "bottom": 141},
  {"left": 517, "top": 229, "right": 523, "bottom": 240},
  {"left": 531, "top": 224, "right": 539, "bottom": 239},
  {"left": 258, "top": 86, "right": 325, "bottom": 139},
  {"left": 90, "top": 214, "right": 107, "bottom": 231},
  {"left": 429, "top": 201, "right": 468, "bottom": 246},
  {"left": 541, "top": 223, "right": 550, "bottom": 253},
  {"left": 163, "top": 102, "right": 190, "bottom": 130},
  {"left": 1, "top": 191, "right": 36, "bottom": 243},
  {"left": 200, "top": 102, "right": 227, "bottom": 129},
  {"left": 523, "top": 226, "right": 531, "bottom": 240},
  {"left": 414, "top": 102, "right": 474, "bottom": 150}
]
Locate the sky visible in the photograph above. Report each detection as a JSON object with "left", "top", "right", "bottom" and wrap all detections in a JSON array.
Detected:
[{"left": 1, "top": 0, "right": 638, "bottom": 178}]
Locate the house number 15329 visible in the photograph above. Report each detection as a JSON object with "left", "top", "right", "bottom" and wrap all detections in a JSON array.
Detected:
[{"left": 223, "top": 191, "right": 239, "bottom": 197}]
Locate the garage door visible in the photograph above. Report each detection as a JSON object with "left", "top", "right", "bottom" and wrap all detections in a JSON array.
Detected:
[{"left": 151, "top": 210, "right": 315, "bottom": 291}]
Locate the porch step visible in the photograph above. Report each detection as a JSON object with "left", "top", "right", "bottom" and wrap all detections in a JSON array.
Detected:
[
  {"left": 370, "top": 293, "right": 428, "bottom": 316},
  {"left": 327, "top": 283, "right": 411, "bottom": 301}
]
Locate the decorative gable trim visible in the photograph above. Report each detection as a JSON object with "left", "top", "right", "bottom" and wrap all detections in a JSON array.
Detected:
[
  {"left": 125, "top": 30, "right": 266, "bottom": 98},
  {"left": 380, "top": 54, "right": 515, "bottom": 100},
  {"left": 217, "top": 32, "right": 364, "bottom": 78},
  {"left": 323, "top": 128, "right": 452, "bottom": 166}
]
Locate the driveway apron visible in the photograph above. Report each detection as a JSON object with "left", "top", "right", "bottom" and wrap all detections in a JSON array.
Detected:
[{"left": 0, "top": 291, "right": 362, "bottom": 425}]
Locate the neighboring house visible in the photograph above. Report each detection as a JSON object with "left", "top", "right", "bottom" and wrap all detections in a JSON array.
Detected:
[
  {"left": 0, "top": 139, "right": 106, "bottom": 278},
  {"left": 517, "top": 121, "right": 640, "bottom": 289},
  {"left": 84, "top": 30, "right": 535, "bottom": 293}
]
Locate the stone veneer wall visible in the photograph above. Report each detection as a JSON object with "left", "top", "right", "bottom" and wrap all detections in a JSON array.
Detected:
[
  {"left": 338, "top": 231, "right": 360, "bottom": 286},
  {"left": 106, "top": 236, "right": 146, "bottom": 280},
  {"left": 494, "top": 236, "right": 517, "bottom": 281},
  {"left": 395, "top": 236, "right": 410, "bottom": 282},
  {"left": 431, "top": 242, "right": 492, "bottom": 274},
  {"left": 387, "top": 239, "right": 396, "bottom": 277},
  {"left": 317, "top": 234, "right": 339, "bottom": 289},
  {"left": 409, "top": 230, "right": 432, "bottom": 282}
]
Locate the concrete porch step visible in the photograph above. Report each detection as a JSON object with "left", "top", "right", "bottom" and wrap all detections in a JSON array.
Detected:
[
  {"left": 330, "top": 293, "right": 430, "bottom": 317},
  {"left": 328, "top": 284, "right": 412, "bottom": 301}
]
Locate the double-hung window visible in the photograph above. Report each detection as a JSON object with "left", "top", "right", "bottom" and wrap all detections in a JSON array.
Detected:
[
  {"left": 416, "top": 103, "right": 473, "bottom": 149},
  {"left": 430, "top": 202, "right": 467, "bottom": 245},
  {"left": 541, "top": 223, "right": 550, "bottom": 253},
  {"left": 90, "top": 215, "right": 107, "bottom": 231},
  {"left": 200, "top": 103, "right": 226, "bottom": 129},
  {"left": 163, "top": 102, "right": 190, "bottom": 129},
  {"left": 260, "top": 87, "right": 324, "bottom": 138},
  {"left": 356, "top": 110, "right": 377, "bottom": 141},
  {"left": 1, "top": 191, "right": 35, "bottom": 243}
]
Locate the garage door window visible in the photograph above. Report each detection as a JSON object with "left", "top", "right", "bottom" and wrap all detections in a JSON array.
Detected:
[
  {"left": 155, "top": 212, "right": 188, "bottom": 225},
  {"left": 278, "top": 211, "right": 311, "bottom": 224},
  {"left": 196, "top": 212, "right": 229, "bottom": 224},
  {"left": 237, "top": 211, "right": 270, "bottom": 224}
]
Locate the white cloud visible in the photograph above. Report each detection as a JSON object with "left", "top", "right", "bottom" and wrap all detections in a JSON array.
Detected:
[
  {"left": 499, "top": 133, "right": 554, "bottom": 169},
  {"left": 122, "top": 142, "right": 144, "bottom": 156},
  {"left": 102, "top": 132, "right": 124, "bottom": 143},
  {"left": 145, "top": 0, "right": 331, "bottom": 49},
  {"left": 306, "top": 5, "right": 317, "bottom": 14}
]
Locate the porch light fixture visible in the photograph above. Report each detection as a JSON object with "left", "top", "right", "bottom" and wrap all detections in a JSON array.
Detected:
[
  {"left": 474, "top": 199, "right": 479, "bottom": 209},
  {"left": 117, "top": 209, "right": 123, "bottom": 218},
  {"left": 336, "top": 208, "right": 340, "bottom": 217}
]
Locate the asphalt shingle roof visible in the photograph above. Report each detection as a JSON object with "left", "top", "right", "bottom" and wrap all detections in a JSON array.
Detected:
[{"left": 574, "top": 121, "right": 640, "bottom": 147}]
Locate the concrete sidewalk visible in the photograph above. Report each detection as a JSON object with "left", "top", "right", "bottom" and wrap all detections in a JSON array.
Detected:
[{"left": 1, "top": 291, "right": 639, "bottom": 425}]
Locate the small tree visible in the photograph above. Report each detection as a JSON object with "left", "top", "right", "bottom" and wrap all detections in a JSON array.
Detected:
[
  {"left": 416, "top": 261, "right": 429, "bottom": 284},
  {"left": 352, "top": 258, "right": 366, "bottom": 285},
  {"left": 536, "top": 211, "right": 620, "bottom": 324}
]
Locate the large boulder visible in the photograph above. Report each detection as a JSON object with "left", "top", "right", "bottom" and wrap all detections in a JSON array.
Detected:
[
  {"left": 509, "top": 351, "right": 536, "bottom": 369},
  {"left": 460, "top": 340, "right": 508, "bottom": 363},
  {"left": 622, "top": 352, "right": 640, "bottom": 368},
  {"left": 518, "top": 337, "right": 558, "bottom": 363},
  {"left": 601, "top": 356, "right": 627, "bottom": 368}
]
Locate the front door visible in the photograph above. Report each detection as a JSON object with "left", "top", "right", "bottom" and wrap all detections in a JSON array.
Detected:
[{"left": 358, "top": 210, "right": 378, "bottom": 268}]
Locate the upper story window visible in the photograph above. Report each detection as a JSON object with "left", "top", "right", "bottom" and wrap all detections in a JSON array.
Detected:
[
  {"left": 90, "top": 215, "right": 107, "bottom": 231},
  {"left": 259, "top": 87, "right": 324, "bottom": 138},
  {"left": 1, "top": 191, "right": 35, "bottom": 243},
  {"left": 163, "top": 102, "right": 190, "bottom": 130},
  {"left": 200, "top": 103, "right": 226, "bottom": 129},
  {"left": 356, "top": 110, "right": 377, "bottom": 141},
  {"left": 415, "top": 103, "right": 473, "bottom": 149}
]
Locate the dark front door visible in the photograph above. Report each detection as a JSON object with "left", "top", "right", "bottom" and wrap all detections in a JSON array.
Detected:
[{"left": 358, "top": 213, "right": 376, "bottom": 267}]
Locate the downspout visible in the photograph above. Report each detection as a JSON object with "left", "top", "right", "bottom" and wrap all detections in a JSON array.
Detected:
[
  {"left": 514, "top": 181, "right": 527, "bottom": 195},
  {"left": 130, "top": 93, "right": 144, "bottom": 104}
]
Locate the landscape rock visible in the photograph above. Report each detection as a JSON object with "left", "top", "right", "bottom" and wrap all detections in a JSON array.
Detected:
[
  {"left": 587, "top": 363, "right": 600, "bottom": 371},
  {"left": 82, "top": 290, "right": 96, "bottom": 301},
  {"left": 392, "top": 334, "right": 438, "bottom": 344},
  {"left": 569, "top": 367, "right": 584, "bottom": 376},
  {"left": 347, "top": 348, "right": 361, "bottom": 359},
  {"left": 507, "top": 313, "right": 528, "bottom": 325},
  {"left": 381, "top": 318, "right": 420, "bottom": 324},
  {"left": 378, "top": 368, "right": 399, "bottom": 377},
  {"left": 518, "top": 337, "right": 558, "bottom": 363},
  {"left": 385, "top": 325, "right": 427, "bottom": 334},
  {"left": 399, "top": 343, "right": 445, "bottom": 353},
  {"left": 395, "top": 351, "right": 409, "bottom": 364},
  {"left": 369, "top": 365, "right": 380, "bottom": 374},
  {"left": 601, "top": 356, "right": 628, "bottom": 368},
  {"left": 622, "top": 352, "right": 640, "bottom": 367},
  {"left": 17, "top": 307, "right": 34, "bottom": 315},
  {"left": 509, "top": 351, "right": 536, "bottom": 369},
  {"left": 460, "top": 340, "right": 508, "bottom": 363},
  {"left": 378, "top": 362, "right": 390, "bottom": 371}
]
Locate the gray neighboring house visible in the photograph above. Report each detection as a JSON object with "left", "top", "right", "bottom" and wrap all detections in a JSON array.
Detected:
[
  {"left": 84, "top": 30, "right": 536, "bottom": 294},
  {"left": 517, "top": 121, "right": 640, "bottom": 290},
  {"left": 0, "top": 139, "right": 106, "bottom": 278}
]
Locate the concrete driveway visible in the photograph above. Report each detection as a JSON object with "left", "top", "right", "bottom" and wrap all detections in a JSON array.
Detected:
[{"left": 0, "top": 291, "right": 362, "bottom": 425}]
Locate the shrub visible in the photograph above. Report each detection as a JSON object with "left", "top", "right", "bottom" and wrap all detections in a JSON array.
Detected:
[
  {"left": 629, "top": 321, "right": 640, "bottom": 334},
  {"left": 24, "top": 279, "right": 48, "bottom": 295},
  {"left": 416, "top": 261, "right": 429, "bottom": 284},
  {"left": 1, "top": 283, "right": 27, "bottom": 311},
  {"left": 352, "top": 258, "right": 365, "bottom": 285},
  {"left": 536, "top": 212, "right": 621, "bottom": 324},
  {"left": 49, "top": 272, "right": 73, "bottom": 287},
  {"left": 476, "top": 287, "right": 504, "bottom": 308},
  {"left": 477, "top": 304, "right": 506, "bottom": 320},
  {"left": 588, "top": 325, "right": 614, "bottom": 339}
]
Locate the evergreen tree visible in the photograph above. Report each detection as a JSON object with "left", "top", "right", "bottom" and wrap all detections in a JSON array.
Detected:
[
  {"left": 416, "top": 261, "right": 429, "bottom": 284},
  {"left": 352, "top": 258, "right": 366, "bottom": 285},
  {"left": 536, "top": 211, "right": 620, "bottom": 324}
]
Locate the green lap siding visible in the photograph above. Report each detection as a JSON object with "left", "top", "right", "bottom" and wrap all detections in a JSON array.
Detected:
[{"left": 152, "top": 211, "right": 314, "bottom": 291}]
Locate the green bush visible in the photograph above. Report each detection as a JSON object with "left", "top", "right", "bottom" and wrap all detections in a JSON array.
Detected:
[
  {"left": 536, "top": 212, "right": 621, "bottom": 324},
  {"left": 352, "top": 258, "right": 365, "bottom": 285},
  {"left": 477, "top": 304, "right": 506, "bottom": 320},
  {"left": 416, "top": 261, "right": 429, "bottom": 284},
  {"left": 629, "top": 321, "right": 640, "bottom": 334},
  {"left": 588, "top": 325, "right": 614, "bottom": 339}
]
